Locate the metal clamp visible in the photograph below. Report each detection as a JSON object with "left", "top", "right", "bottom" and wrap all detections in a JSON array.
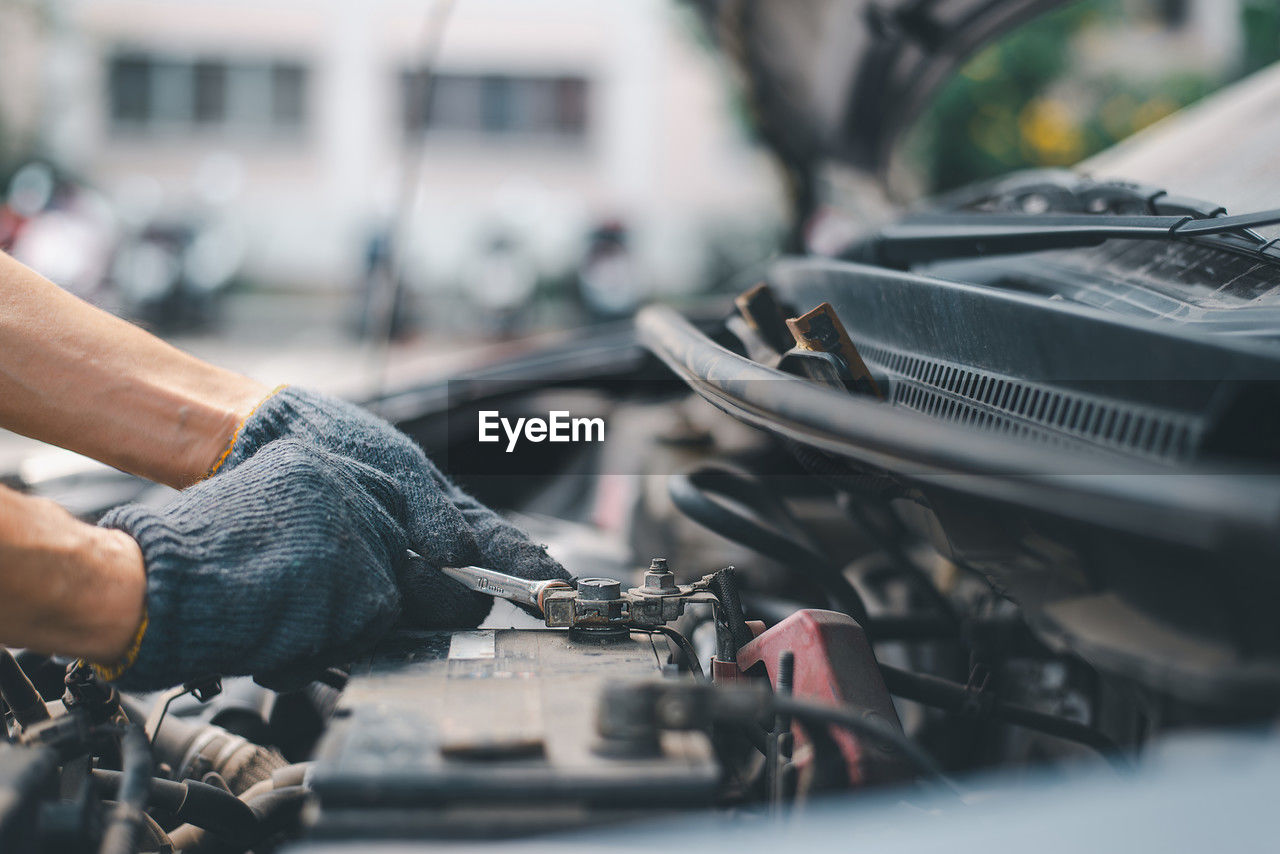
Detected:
[{"left": 435, "top": 556, "right": 720, "bottom": 638}]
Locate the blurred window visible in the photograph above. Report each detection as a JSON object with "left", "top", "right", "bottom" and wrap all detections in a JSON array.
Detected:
[
  {"left": 108, "top": 55, "right": 151, "bottom": 124},
  {"left": 481, "top": 76, "right": 514, "bottom": 133},
  {"left": 271, "top": 63, "right": 308, "bottom": 127},
  {"left": 107, "top": 51, "right": 309, "bottom": 136},
  {"left": 554, "top": 77, "right": 588, "bottom": 135},
  {"left": 193, "top": 61, "right": 227, "bottom": 125},
  {"left": 150, "top": 59, "right": 194, "bottom": 124},
  {"left": 226, "top": 63, "right": 273, "bottom": 128},
  {"left": 1158, "top": 0, "right": 1190, "bottom": 26},
  {"left": 402, "top": 71, "right": 589, "bottom": 140}
]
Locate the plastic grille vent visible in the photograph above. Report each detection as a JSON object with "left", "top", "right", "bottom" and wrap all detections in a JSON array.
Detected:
[{"left": 859, "top": 343, "right": 1202, "bottom": 463}]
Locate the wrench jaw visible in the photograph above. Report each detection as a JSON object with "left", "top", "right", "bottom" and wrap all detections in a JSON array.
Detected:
[{"left": 534, "top": 580, "right": 574, "bottom": 613}]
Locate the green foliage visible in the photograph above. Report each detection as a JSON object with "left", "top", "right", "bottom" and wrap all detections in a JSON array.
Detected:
[
  {"left": 1243, "top": 0, "right": 1280, "bottom": 74},
  {"left": 905, "top": 0, "right": 1280, "bottom": 195}
]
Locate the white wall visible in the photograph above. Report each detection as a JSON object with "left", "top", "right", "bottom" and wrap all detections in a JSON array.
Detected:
[{"left": 5, "top": 0, "right": 783, "bottom": 292}]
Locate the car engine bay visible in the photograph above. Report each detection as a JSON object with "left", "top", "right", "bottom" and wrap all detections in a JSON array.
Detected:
[{"left": 8, "top": 208, "right": 1280, "bottom": 849}]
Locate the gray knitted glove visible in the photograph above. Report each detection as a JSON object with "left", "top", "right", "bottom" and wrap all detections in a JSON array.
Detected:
[
  {"left": 99, "top": 439, "right": 407, "bottom": 691},
  {"left": 220, "top": 387, "right": 570, "bottom": 628}
]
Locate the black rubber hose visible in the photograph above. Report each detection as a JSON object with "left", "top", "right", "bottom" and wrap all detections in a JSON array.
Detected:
[
  {"left": 99, "top": 724, "right": 153, "bottom": 854},
  {"left": 169, "top": 786, "right": 310, "bottom": 853},
  {"left": 668, "top": 468, "right": 870, "bottom": 621},
  {"left": 671, "top": 466, "right": 868, "bottom": 616},
  {"left": 0, "top": 648, "right": 50, "bottom": 728},
  {"left": 741, "top": 591, "right": 957, "bottom": 640},
  {"left": 247, "top": 785, "right": 308, "bottom": 832},
  {"left": 878, "top": 665, "right": 1129, "bottom": 769},
  {"left": 91, "top": 770, "right": 257, "bottom": 840}
]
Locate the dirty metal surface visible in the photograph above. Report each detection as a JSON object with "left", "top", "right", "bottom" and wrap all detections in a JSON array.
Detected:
[{"left": 307, "top": 628, "right": 718, "bottom": 837}]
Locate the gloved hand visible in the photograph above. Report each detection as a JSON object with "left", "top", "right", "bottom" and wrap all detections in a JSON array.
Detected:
[
  {"left": 98, "top": 439, "right": 408, "bottom": 691},
  {"left": 215, "top": 387, "right": 570, "bottom": 628}
]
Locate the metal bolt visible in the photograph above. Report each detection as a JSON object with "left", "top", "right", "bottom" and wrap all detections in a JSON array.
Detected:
[
  {"left": 643, "top": 557, "right": 678, "bottom": 592},
  {"left": 576, "top": 577, "right": 623, "bottom": 600}
]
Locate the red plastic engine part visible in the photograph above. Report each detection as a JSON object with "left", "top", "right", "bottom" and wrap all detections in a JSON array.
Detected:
[{"left": 736, "top": 609, "right": 910, "bottom": 786}]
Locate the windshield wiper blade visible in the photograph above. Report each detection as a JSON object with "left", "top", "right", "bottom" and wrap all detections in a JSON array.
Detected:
[
  {"left": 854, "top": 208, "right": 1280, "bottom": 268},
  {"left": 1173, "top": 207, "right": 1280, "bottom": 235}
]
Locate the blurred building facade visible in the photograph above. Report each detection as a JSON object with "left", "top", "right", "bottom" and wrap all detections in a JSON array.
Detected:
[{"left": 0, "top": 0, "right": 783, "bottom": 299}]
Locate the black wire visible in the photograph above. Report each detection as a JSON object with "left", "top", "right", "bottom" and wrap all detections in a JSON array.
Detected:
[
  {"left": 603, "top": 680, "right": 959, "bottom": 800},
  {"left": 649, "top": 626, "right": 707, "bottom": 681},
  {"left": 770, "top": 695, "right": 963, "bottom": 798},
  {"left": 99, "top": 724, "right": 153, "bottom": 854},
  {"left": 878, "top": 664, "right": 1131, "bottom": 771}
]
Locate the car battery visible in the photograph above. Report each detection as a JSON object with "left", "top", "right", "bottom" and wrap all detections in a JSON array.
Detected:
[{"left": 305, "top": 628, "right": 719, "bottom": 840}]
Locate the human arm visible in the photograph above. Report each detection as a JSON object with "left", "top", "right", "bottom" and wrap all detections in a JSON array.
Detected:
[
  {"left": 0, "top": 250, "right": 269, "bottom": 488},
  {"left": 0, "top": 247, "right": 567, "bottom": 676},
  {"left": 0, "top": 483, "right": 145, "bottom": 663}
]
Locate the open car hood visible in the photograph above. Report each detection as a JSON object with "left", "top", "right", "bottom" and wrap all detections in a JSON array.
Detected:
[{"left": 692, "top": 0, "right": 1071, "bottom": 189}]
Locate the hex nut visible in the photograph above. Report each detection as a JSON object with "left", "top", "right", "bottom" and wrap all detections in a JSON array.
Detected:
[{"left": 577, "top": 577, "right": 623, "bottom": 601}]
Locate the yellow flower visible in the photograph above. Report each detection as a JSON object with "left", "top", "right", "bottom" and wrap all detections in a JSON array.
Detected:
[{"left": 1018, "top": 98, "right": 1085, "bottom": 165}]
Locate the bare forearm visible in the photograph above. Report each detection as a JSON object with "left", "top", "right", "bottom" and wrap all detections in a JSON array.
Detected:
[
  {"left": 0, "top": 251, "right": 270, "bottom": 487},
  {"left": 0, "top": 485, "right": 145, "bottom": 663}
]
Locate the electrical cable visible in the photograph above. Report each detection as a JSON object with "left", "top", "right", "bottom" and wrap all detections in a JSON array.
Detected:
[
  {"left": 878, "top": 664, "right": 1130, "bottom": 770},
  {"left": 98, "top": 724, "right": 153, "bottom": 854},
  {"left": 648, "top": 626, "right": 707, "bottom": 681},
  {"left": 770, "top": 694, "right": 962, "bottom": 797}
]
